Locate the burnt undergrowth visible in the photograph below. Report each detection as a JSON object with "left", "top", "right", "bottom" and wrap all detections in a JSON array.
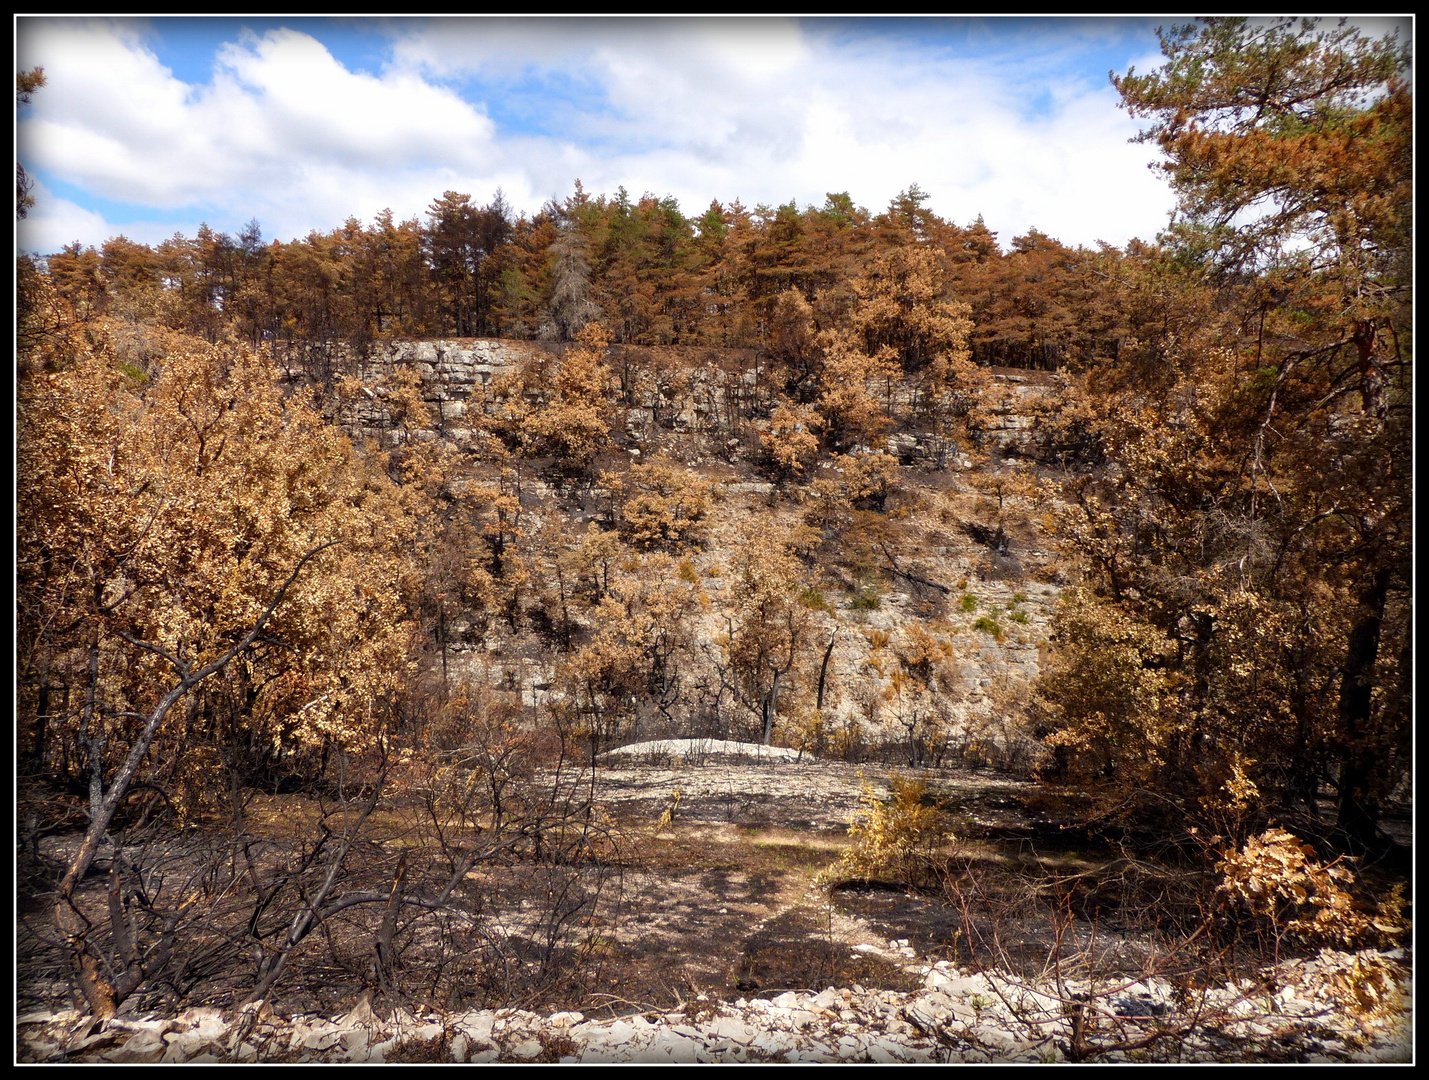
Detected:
[{"left": 18, "top": 756, "right": 1410, "bottom": 1038}]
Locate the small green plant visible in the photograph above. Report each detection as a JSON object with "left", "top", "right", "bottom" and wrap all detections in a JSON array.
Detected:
[
  {"left": 973, "top": 616, "right": 1002, "bottom": 637},
  {"left": 800, "top": 586, "right": 830, "bottom": 611},
  {"left": 1009, "top": 609, "right": 1030, "bottom": 624},
  {"left": 1012, "top": 591, "right": 1029, "bottom": 605},
  {"left": 850, "top": 574, "right": 884, "bottom": 610},
  {"left": 959, "top": 593, "right": 978, "bottom": 612}
]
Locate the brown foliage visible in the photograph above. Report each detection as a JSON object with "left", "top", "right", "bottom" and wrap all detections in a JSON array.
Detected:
[{"left": 610, "top": 457, "right": 714, "bottom": 550}]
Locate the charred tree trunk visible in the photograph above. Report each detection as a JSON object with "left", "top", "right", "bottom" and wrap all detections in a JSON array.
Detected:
[
  {"left": 1335, "top": 566, "right": 1391, "bottom": 853},
  {"left": 815, "top": 630, "right": 837, "bottom": 711}
]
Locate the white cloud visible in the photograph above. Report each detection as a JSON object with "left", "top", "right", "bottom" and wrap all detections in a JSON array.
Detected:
[
  {"left": 18, "top": 18, "right": 503, "bottom": 245},
  {"left": 17, "top": 17, "right": 1175, "bottom": 253},
  {"left": 17, "top": 179, "right": 116, "bottom": 255},
  {"left": 213, "top": 29, "right": 495, "bottom": 170},
  {"left": 387, "top": 17, "right": 1173, "bottom": 244}
]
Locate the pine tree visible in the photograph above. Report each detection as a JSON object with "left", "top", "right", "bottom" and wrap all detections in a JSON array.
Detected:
[{"left": 1042, "top": 18, "right": 1411, "bottom": 850}]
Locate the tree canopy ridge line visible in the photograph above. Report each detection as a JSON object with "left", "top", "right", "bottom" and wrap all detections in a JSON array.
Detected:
[{"left": 30, "top": 177, "right": 1124, "bottom": 375}]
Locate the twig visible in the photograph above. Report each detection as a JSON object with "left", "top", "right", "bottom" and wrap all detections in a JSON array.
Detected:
[{"left": 878, "top": 542, "right": 951, "bottom": 594}]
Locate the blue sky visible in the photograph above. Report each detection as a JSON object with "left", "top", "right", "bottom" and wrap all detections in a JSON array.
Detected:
[{"left": 14, "top": 16, "right": 1398, "bottom": 255}]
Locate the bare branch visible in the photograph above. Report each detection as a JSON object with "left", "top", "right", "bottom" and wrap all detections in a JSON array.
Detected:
[{"left": 57, "top": 539, "right": 344, "bottom": 903}]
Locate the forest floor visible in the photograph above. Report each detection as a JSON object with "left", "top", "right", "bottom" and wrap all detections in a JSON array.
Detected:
[
  {"left": 18, "top": 747, "right": 1412, "bottom": 1063},
  {"left": 18, "top": 754, "right": 1032, "bottom": 1019},
  {"left": 575, "top": 752, "right": 1214, "bottom": 1006}
]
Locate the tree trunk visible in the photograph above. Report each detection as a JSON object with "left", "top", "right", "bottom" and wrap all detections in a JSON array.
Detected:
[
  {"left": 763, "top": 669, "right": 780, "bottom": 746},
  {"left": 31, "top": 682, "right": 51, "bottom": 773},
  {"left": 1353, "top": 320, "right": 1387, "bottom": 419},
  {"left": 54, "top": 541, "right": 339, "bottom": 1015},
  {"left": 373, "top": 851, "right": 407, "bottom": 996},
  {"left": 1335, "top": 566, "right": 1391, "bottom": 852},
  {"left": 815, "top": 630, "right": 837, "bottom": 710}
]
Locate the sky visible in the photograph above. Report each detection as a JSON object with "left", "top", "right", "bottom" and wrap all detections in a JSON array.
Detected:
[{"left": 10, "top": 16, "right": 1407, "bottom": 256}]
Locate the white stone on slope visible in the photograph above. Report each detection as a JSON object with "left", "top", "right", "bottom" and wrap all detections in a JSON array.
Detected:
[{"left": 599, "top": 738, "right": 806, "bottom": 763}]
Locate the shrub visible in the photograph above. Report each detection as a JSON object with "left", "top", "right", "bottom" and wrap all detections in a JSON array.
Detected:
[
  {"left": 959, "top": 593, "right": 978, "bottom": 612},
  {"left": 849, "top": 575, "right": 884, "bottom": 610},
  {"left": 829, "top": 774, "right": 947, "bottom": 884},
  {"left": 1219, "top": 828, "right": 1410, "bottom": 949},
  {"left": 614, "top": 459, "right": 713, "bottom": 550},
  {"left": 758, "top": 399, "right": 822, "bottom": 480}
]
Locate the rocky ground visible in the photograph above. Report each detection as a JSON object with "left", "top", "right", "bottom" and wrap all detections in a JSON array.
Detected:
[
  {"left": 18, "top": 748, "right": 1412, "bottom": 1064},
  {"left": 17, "top": 950, "right": 1411, "bottom": 1063}
]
